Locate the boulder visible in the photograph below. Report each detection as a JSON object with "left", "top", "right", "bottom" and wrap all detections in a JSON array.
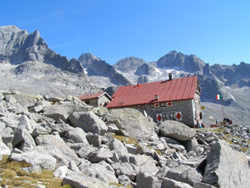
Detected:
[
  {"left": 0, "top": 122, "right": 5, "bottom": 132},
  {"left": 12, "top": 127, "right": 36, "bottom": 151},
  {"left": 131, "top": 155, "right": 159, "bottom": 176},
  {"left": 0, "top": 127, "right": 14, "bottom": 146},
  {"left": 111, "top": 162, "right": 139, "bottom": 181},
  {"left": 69, "top": 143, "right": 96, "bottom": 159},
  {"left": 194, "top": 182, "right": 216, "bottom": 188},
  {"left": 86, "top": 134, "right": 102, "bottom": 147},
  {"left": 159, "top": 120, "right": 196, "bottom": 141},
  {"left": 108, "top": 108, "right": 155, "bottom": 141},
  {"left": 68, "top": 111, "right": 108, "bottom": 136},
  {"left": 67, "top": 127, "right": 89, "bottom": 144},
  {"left": 43, "top": 103, "right": 89, "bottom": 123},
  {"left": 32, "top": 125, "right": 51, "bottom": 137},
  {"left": 35, "top": 134, "right": 80, "bottom": 166},
  {"left": 202, "top": 140, "right": 250, "bottom": 188},
  {"left": 10, "top": 150, "right": 57, "bottom": 170},
  {"left": 17, "top": 115, "right": 38, "bottom": 133},
  {"left": 108, "top": 138, "right": 128, "bottom": 158},
  {"left": 136, "top": 172, "right": 161, "bottom": 188},
  {"left": 53, "top": 165, "right": 68, "bottom": 179},
  {"left": 165, "top": 165, "right": 202, "bottom": 186},
  {"left": 0, "top": 137, "right": 11, "bottom": 155},
  {"left": 88, "top": 146, "right": 113, "bottom": 163},
  {"left": 49, "top": 122, "right": 72, "bottom": 134},
  {"left": 161, "top": 177, "right": 193, "bottom": 188},
  {"left": 63, "top": 171, "right": 111, "bottom": 188},
  {"left": 79, "top": 161, "right": 118, "bottom": 184},
  {"left": 31, "top": 100, "right": 51, "bottom": 113}
]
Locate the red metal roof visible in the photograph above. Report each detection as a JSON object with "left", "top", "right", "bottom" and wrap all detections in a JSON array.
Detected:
[
  {"left": 79, "top": 92, "right": 105, "bottom": 101},
  {"left": 107, "top": 76, "right": 198, "bottom": 108}
]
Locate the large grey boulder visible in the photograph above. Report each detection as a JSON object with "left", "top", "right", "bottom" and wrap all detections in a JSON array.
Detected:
[
  {"left": 17, "top": 115, "right": 38, "bottom": 133},
  {"left": 202, "top": 140, "right": 250, "bottom": 188},
  {"left": 0, "top": 127, "right": 14, "bottom": 146},
  {"left": 108, "top": 108, "right": 155, "bottom": 141},
  {"left": 53, "top": 165, "right": 68, "bottom": 179},
  {"left": 111, "top": 162, "right": 139, "bottom": 181},
  {"left": 63, "top": 171, "right": 111, "bottom": 188},
  {"left": 0, "top": 137, "right": 11, "bottom": 155},
  {"left": 165, "top": 165, "right": 202, "bottom": 186},
  {"left": 68, "top": 111, "right": 108, "bottom": 136},
  {"left": 66, "top": 127, "right": 89, "bottom": 144},
  {"left": 35, "top": 134, "right": 80, "bottom": 166},
  {"left": 10, "top": 150, "right": 57, "bottom": 170},
  {"left": 131, "top": 155, "right": 159, "bottom": 176},
  {"left": 109, "top": 138, "right": 129, "bottom": 158},
  {"left": 79, "top": 161, "right": 118, "bottom": 184},
  {"left": 69, "top": 143, "right": 96, "bottom": 159},
  {"left": 12, "top": 127, "right": 36, "bottom": 151},
  {"left": 136, "top": 172, "right": 161, "bottom": 188},
  {"left": 88, "top": 146, "right": 113, "bottom": 163},
  {"left": 161, "top": 177, "right": 193, "bottom": 188},
  {"left": 43, "top": 103, "right": 90, "bottom": 123},
  {"left": 159, "top": 120, "right": 196, "bottom": 141}
]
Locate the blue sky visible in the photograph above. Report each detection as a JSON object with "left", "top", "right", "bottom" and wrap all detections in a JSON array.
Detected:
[{"left": 1, "top": 0, "right": 250, "bottom": 65}]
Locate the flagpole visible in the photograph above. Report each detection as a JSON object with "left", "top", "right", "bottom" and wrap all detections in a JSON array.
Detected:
[{"left": 221, "top": 99, "right": 225, "bottom": 120}]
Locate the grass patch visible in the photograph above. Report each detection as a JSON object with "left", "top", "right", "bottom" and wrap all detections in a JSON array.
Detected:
[{"left": 0, "top": 155, "right": 71, "bottom": 188}]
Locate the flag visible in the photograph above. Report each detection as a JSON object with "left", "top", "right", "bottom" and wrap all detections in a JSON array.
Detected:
[{"left": 216, "top": 94, "right": 221, "bottom": 100}]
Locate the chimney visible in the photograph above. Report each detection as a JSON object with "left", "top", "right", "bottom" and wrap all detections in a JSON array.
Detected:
[
  {"left": 168, "top": 73, "right": 172, "bottom": 80},
  {"left": 155, "top": 95, "right": 159, "bottom": 100}
]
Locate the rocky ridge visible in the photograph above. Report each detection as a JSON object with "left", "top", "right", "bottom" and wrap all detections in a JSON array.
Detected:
[
  {"left": 78, "top": 53, "right": 130, "bottom": 86},
  {"left": 0, "top": 25, "right": 83, "bottom": 74},
  {"left": 0, "top": 91, "right": 250, "bottom": 188}
]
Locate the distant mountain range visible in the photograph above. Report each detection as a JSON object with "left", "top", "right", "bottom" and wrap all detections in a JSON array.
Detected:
[{"left": 1, "top": 25, "right": 250, "bottom": 125}]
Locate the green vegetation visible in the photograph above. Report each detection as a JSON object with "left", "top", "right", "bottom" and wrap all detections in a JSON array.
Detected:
[{"left": 0, "top": 155, "right": 71, "bottom": 188}]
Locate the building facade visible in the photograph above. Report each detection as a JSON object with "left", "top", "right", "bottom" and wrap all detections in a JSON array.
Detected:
[
  {"left": 79, "top": 92, "right": 112, "bottom": 107},
  {"left": 107, "top": 75, "right": 201, "bottom": 127}
]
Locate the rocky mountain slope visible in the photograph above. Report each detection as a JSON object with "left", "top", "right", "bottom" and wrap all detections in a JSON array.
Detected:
[
  {"left": 0, "top": 25, "right": 83, "bottom": 73},
  {"left": 1, "top": 91, "right": 250, "bottom": 188},
  {"left": 0, "top": 26, "right": 102, "bottom": 97},
  {"left": 78, "top": 53, "right": 131, "bottom": 87}
]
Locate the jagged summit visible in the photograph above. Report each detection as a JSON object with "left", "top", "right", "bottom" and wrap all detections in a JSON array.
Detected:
[
  {"left": 114, "top": 56, "right": 146, "bottom": 73},
  {"left": 78, "top": 53, "right": 101, "bottom": 64},
  {"left": 0, "top": 25, "right": 83, "bottom": 74},
  {"left": 156, "top": 51, "right": 205, "bottom": 73},
  {"left": 78, "top": 53, "right": 131, "bottom": 86}
]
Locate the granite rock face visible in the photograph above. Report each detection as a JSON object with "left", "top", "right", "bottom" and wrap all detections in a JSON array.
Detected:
[
  {"left": 0, "top": 25, "right": 84, "bottom": 74},
  {"left": 108, "top": 108, "right": 156, "bottom": 141},
  {"left": 159, "top": 120, "right": 196, "bottom": 141},
  {"left": 203, "top": 140, "right": 250, "bottom": 188}
]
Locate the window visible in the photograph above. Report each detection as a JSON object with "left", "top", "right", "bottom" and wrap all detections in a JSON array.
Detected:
[{"left": 85, "top": 101, "right": 90, "bottom": 104}]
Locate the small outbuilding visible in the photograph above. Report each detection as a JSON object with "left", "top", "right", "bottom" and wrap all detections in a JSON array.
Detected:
[
  {"left": 79, "top": 92, "right": 112, "bottom": 107},
  {"left": 107, "top": 75, "right": 202, "bottom": 127}
]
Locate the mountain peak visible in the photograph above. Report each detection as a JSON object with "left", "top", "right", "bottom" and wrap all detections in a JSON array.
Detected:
[
  {"left": 0, "top": 25, "right": 21, "bottom": 31},
  {"left": 114, "top": 56, "right": 146, "bottom": 73},
  {"left": 78, "top": 53, "right": 100, "bottom": 63},
  {"left": 156, "top": 51, "right": 205, "bottom": 73}
]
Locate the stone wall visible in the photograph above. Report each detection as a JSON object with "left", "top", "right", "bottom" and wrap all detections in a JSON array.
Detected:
[
  {"left": 84, "top": 95, "right": 111, "bottom": 107},
  {"left": 98, "top": 95, "right": 111, "bottom": 106},
  {"left": 125, "top": 99, "right": 196, "bottom": 127}
]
